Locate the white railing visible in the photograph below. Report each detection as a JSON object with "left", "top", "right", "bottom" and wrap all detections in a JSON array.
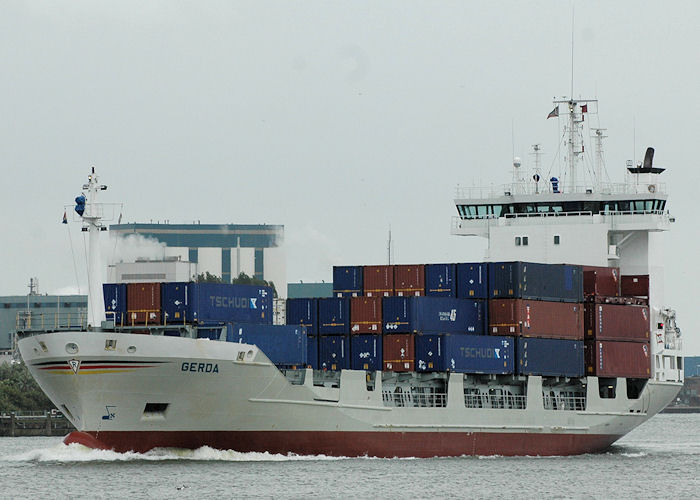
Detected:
[
  {"left": 455, "top": 182, "right": 667, "bottom": 200},
  {"left": 542, "top": 394, "right": 586, "bottom": 411},
  {"left": 382, "top": 389, "right": 447, "bottom": 408},
  {"left": 464, "top": 392, "right": 527, "bottom": 410},
  {"left": 504, "top": 211, "right": 593, "bottom": 219},
  {"left": 15, "top": 311, "right": 88, "bottom": 332}
]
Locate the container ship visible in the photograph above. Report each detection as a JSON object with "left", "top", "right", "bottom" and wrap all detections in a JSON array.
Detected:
[{"left": 17, "top": 97, "right": 684, "bottom": 456}]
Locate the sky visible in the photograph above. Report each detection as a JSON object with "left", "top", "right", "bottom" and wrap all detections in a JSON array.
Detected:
[{"left": 1, "top": 1, "right": 698, "bottom": 352}]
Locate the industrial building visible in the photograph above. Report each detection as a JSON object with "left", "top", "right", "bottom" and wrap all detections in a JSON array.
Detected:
[
  {"left": 109, "top": 223, "right": 285, "bottom": 294},
  {"left": 0, "top": 294, "right": 87, "bottom": 352}
]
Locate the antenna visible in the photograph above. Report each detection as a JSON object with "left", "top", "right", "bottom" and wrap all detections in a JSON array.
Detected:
[
  {"left": 570, "top": 6, "right": 575, "bottom": 101},
  {"left": 387, "top": 227, "right": 393, "bottom": 265},
  {"left": 28, "top": 277, "right": 39, "bottom": 296},
  {"left": 592, "top": 128, "right": 607, "bottom": 190},
  {"left": 530, "top": 144, "right": 542, "bottom": 193}
]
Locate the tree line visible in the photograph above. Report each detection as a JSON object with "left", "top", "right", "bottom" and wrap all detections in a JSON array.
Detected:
[
  {"left": 0, "top": 362, "right": 55, "bottom": 413},
  {"left": 197, "top": 271, "right": 278, "bottom": 298}
]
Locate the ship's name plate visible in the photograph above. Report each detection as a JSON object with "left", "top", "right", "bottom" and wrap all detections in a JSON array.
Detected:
[{"left": 181, "top": 362, "right": 219, "bottom": 374}]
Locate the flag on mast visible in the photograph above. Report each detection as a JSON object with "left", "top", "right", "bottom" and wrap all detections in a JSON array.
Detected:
[
  {"left": 547, "top": 106, "right": 559, "bottom": 119},
  {"left": 62, "top": 210, "right": 68, "bottom": 224},
  {"left": 581, "top": 104, "right": 588, "bottom": 113}
]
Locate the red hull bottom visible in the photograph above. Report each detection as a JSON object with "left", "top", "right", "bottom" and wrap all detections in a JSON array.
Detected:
[{"left": 64, "top": 430, "right": 622, "bottom": 457}]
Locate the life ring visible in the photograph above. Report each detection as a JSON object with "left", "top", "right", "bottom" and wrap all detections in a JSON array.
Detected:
[{"left": 648, "top": 184, "right": 656, "bottom": 193}]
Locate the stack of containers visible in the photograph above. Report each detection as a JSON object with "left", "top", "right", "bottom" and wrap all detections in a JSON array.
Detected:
[
  {"left": 286, "top": 298, "right": 319, "bottom": 368},
  {"left": 391, "top": 262, "right": 493, "bottom": 374},
  {"left": 349, "top": 296, "right": 383, "bottom": 371},
  {"left": 290, "top": 260, "right": 650, "bottom": 380},
  {"left": 488, "top": 262, "right": 585, "bottom": 377},
  {"left": 160, "top": 282, "right": 273, "bottom": 326},
  {"left": 317, "top": 297, "right": 350, "bottom": 370},
  {"left": 583, "top": 266, "right": 651, "bottom": 379},
  {"left": 385, "top": 295, "right": 497, "bottom": 373},
  {"left": 104, "top": 282, "right": 274, "bottom": 327}
]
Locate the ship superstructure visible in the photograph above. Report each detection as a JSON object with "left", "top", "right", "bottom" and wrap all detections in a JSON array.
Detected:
[
  {"left": 15, "top": 98, "right": 683, "bottom": 457},
  {"left": 452, "top": 98, "right": 682, "bottom": 385}
]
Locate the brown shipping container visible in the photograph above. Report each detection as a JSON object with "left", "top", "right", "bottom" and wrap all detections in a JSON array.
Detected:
[
  {"left": 394, "top": 264, "right": 425, "bottom": 296},
  {"left": 127, "top": 282, "right": 161, "bottom": 325},
  {"left": 364, "top": 265, "right": 394, "bottom": 297},
  {"left": 489, "top": 299, "right": 584, "bottom": 340},
  {"left": 383, "top": 334, "right": 415, "bottom": 372},
  {"left": 350, "top": 296, "right": 383, "bottom": 334},
  {"left": 585, "top": 340, "right": 651, "bottom": 378},
  {"left": 583, "top": 266, "right": 620, "bottom": 298},
  {"left": 584, "top": 303, "right": 650, "bottom": 342},
  {"left": 621, "top": 275, "right": 650, "bottom": 297}
]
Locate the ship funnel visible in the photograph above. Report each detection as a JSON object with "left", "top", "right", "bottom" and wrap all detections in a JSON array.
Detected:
[{"left": 643, "top": 147, "right": 655, "bottom": 169}]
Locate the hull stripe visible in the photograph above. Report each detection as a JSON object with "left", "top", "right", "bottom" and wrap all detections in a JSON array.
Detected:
[
  {"left": 31, "top": 360, "right": 169, "bottom": 367},
  {"left": 38, "top": 365, "right": 158, "bottom": 370},
  {"left": 64, "top": 430, "right": 623, "bottom": 457}
]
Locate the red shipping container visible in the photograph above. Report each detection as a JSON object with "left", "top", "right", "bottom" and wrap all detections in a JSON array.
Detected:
[
  {"left": 127, "top": 282, "right": 161, "bottom": 325},
  {"left": 364, "top": 265, "right": 394, "bottom": 297},
  {"left": 584, "top": 303, "right": 650, "bottom": 342},
  {"left": 583, "top": 266, "right": 620, "bottom": 298},
  {"left": 383, "top": 334, "right": 415, "bottom": 372},
  {"left": 394, "top": 264, "right": 425, "bottom": 296},
  {"left": 585, "top": 341, "right": 651, "bottom": 378},
  {"left": 350, "top": 296, "right": 383, "bottom": 334},
  {"left": 489, "top": 299, "right": 584, "bottom": 340},
  {"left": 621, "top": 275, "right": 650, "bottom": 297}
]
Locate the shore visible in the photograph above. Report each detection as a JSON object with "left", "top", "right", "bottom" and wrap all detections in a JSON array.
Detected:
[{"left": 0, "top": 412, "right": 74, "bottom": 437}]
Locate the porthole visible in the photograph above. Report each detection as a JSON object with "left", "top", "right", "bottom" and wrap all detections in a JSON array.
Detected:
[
  {"left": 127, "top": 345, "right": 137, "bottom": 354},
  {"left": 65, "top": 343, "right": 79, "bottom": 354},
  {"left": 246, "top": 350, "right": 254, "bottom": 359}
]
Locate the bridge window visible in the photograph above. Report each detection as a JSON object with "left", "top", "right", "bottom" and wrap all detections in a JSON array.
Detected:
[
  {"left": 553, "top": 235, "right": 560, "bottom": 245},
  {"left": 522, "top": 236, "right": 529, "bottom": 246},
  {"left": 515, "top": 236, "right": 521, "bottom": 246}
]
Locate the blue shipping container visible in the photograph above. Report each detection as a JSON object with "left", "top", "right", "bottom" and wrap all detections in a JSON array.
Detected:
[
  {"left": 318, "top": 297, "right": 351, "bottom": 335},
  {"left": 103, "top": 283, "right": 128, "bottom": 324},
  {"left": 161, "top": 282, "right": 192, "bottom": 323},
  {"left": 351, "top": 334, "right": 382, "bottom": 371},
  {"left": 162, "top": 282, "right": 273, "bottom": 324},
  {"left": 516, "top": 337, "right": 584, "bottom": 377},
  {"left": 425, "top": 263, "right": 457, "bottom": 297},
  {"left": 415, "top": 333, "right": 514, "bottom": 374},
  {"left": 307, "top": 335, "right": 319, "bottom": 369},
  {"left": 333, "top": 266, "right": 363, "bottom": 297},
  {"left": 286, "top": 298, "right": 319, "bottom": 335},
  {"left": 319, "top": 335, "right": 350, "bottom": 371},
  {"left": 456, "top": 263, "right": 489, "bottom": 299},
  {"left": 489, "top": 262, "right": 584, "bottom": 303},
  {"left": 383, "top": 296, "right": 487, "bottom": 334},
  {"left": 226, "top": 323, "right": 307, "bottom": 366}
]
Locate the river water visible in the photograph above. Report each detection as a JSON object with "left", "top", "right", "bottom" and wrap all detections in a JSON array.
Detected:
[{"left": 1, "top": 414, "right": 698, "bottom": 499}]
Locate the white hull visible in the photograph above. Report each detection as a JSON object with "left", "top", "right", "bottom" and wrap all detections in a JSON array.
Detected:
[{"left": 18, "top": 331, "right": 681, "bottom": 456}]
